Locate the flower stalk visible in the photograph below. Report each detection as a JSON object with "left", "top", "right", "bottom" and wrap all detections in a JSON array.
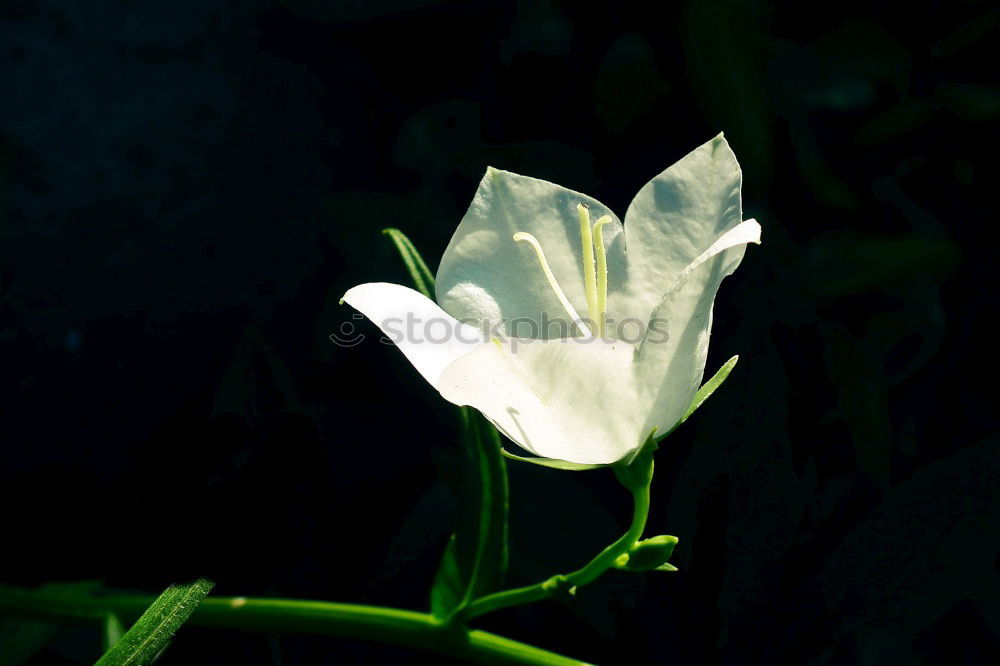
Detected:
[{"left": 458, "top": 447, "right": 655, "bottom": 622}]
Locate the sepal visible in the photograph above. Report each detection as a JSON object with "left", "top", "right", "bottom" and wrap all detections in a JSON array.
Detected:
[
  {"left": 681, "top": 355, "right": 739, "bottom": 424},
  {"left": 612, "top": 432, "right": 657, "bottom": 492},
  {"left": 500, "top": 448, "right": 605, "bottom": 471},
  {"left": 657, "top": 355, "right": 739, "bottom": 442}
]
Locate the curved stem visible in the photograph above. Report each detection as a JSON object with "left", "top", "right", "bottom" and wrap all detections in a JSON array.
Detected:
[
  {"left": 461, "top": 466, "right": 652, "bottom": 621},
  {"left": 0, "top": 587, "right": 584, "bottom": 666}
]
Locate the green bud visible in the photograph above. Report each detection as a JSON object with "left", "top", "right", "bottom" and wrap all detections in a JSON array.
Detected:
[{"left": 614, "top": 535, "right": 679, "bottom": 572}]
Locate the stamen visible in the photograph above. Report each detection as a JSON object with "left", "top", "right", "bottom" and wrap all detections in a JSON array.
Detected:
[
  {"left": 513, "top": 232, "right": 592, "bottom": 337},
  {"left": 592, "top": 215, "right": 612, "bottom": 337},
  {"left": 577, "top": 204, "right": 600, "bottom": 329}
]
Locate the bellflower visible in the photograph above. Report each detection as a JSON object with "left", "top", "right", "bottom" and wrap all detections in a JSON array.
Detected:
[{"left": 343, "top": 134, "right": 760, "bottom": 466}]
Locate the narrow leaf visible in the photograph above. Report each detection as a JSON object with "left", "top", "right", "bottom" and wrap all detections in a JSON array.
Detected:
[
  {"left": 429, "top": 536, "right": 462, "bottom": 618},
  {"left": 94, "top": 579, "right": 213, "bottom": 666},
  {"left": 382, "top": 228, "right": 436, "bottom": 299},
  {"left": 430, "top": 411, "right": 509, "bottom": 620},
  {"left": 463, "top": 414, "right": 509, "bottom": 601}
]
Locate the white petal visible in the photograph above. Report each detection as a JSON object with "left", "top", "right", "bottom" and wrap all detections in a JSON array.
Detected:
[
  {"left": 635, "top": 219, "right": 761, "bottom": 436},
  {"left": 619, "top": 133, "right": 745, "bottom": 326},
  {"left": 655, "top": 219, "right": 761, "bottom": 303},
  {"left": 437, "top": 337, "right": 648, "bottom": 465},
  {"left": 342, "top": 282, "right": 485, "bottom": 389},
  {"left": 436, "top": 167, "right": 625, "bottom": 338}
]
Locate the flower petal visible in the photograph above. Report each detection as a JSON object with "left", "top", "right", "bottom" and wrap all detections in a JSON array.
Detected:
[
  {"left": 619, "top": 133, "right": 746, "bottom": 326},
  {"left": 635, "top": 219, "right": 761, "bottom": 436},
  {"left": 342, "top": 282, "right": 485, "bottom": 389},
  {"left": 437, "top": 336, "right": 648, "bottom": 465},
  {"left": 436, "top": 167, "right": 625, "bottom": 338}
]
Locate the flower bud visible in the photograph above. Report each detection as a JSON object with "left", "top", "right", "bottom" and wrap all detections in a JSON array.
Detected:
[{"left": 614, "top": 535, "right": 679, "bottom": 572}]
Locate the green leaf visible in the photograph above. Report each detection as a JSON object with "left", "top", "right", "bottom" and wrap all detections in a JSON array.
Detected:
[
  {"left": 382, "top": 228, "right": 436, "bottom": 299},
  {"left": 430, "top": 410, "right": 509, "bottom": 621},
  {"left": 94, "top": 579, "right": 213, "bottom": 666},
  {"left": 500, "top": 448, "right": 605, "bottom": 471},
  {"left": 429, "top": 536, "right": 462, "bottom": 618}
]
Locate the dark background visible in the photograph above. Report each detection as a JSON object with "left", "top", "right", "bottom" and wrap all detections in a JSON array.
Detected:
[{"left": 1, "top": 1, "right": 996, "bottom": 664}]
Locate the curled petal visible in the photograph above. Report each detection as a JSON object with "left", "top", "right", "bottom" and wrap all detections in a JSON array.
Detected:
[
  {"left": 636, "top": 219, "right": 761, "bottom": 437},
  {"left": 342, "top": 282, "right": 485, "bottom": 389}
]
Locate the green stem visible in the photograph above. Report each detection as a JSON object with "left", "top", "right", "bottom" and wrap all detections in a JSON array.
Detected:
[
  {"left": 0, "top": 587, "right": 585, "bottom": 666},
  {"left": 461, "top": 462, "right": 652, "bottom": 621}
]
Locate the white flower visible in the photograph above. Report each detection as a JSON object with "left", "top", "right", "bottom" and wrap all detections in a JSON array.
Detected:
[{"left": 343, "top": 134, "right": 760, "bottom": 466}]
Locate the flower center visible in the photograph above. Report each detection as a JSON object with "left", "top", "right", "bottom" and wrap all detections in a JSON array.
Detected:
[{"left": 513, "top": 203, "right": 612, "bottom": 338}]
